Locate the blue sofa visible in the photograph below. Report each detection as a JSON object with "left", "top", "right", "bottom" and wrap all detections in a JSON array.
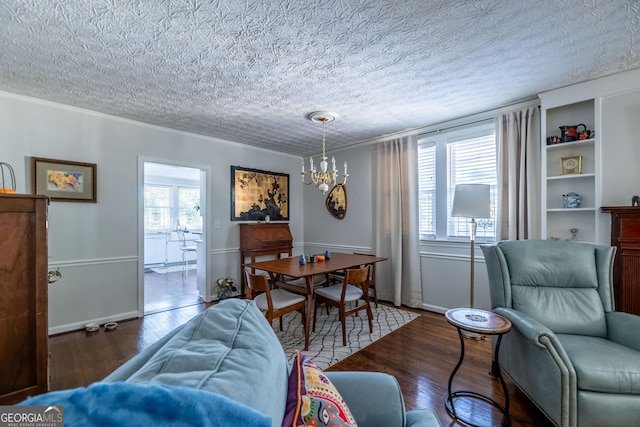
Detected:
[{"left": 24, "top": 299, "right": 440, "bottom": 426}]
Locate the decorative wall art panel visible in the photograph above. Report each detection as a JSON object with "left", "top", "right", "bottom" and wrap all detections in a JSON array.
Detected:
[{"left": 231, "top": 166, "right": 289, "bottom": 221}]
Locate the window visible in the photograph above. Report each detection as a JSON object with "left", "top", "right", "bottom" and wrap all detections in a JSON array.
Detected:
[
  {"left": 144, "top": 185, "right": 172, "bottom": 230},
  {"left": 418, "top": 142, "right": 436, "bottom": 238},
  {"left": 143, "top": 185, "right": 202, "bottom": 231},
  {"left": 418, "top": 122, "right": 497, "bottom": 241},
  {"left": 178, "top": 187, "right": 202, "bottom": 231}
]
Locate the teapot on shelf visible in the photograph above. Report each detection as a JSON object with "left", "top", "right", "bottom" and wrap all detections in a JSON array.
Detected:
[
  {"left": 563, "top": 192, "right": 582, "bottom": 209},
  {"left": 578, "top": 129, "right": 594, "bottom": 140},
  {"left": 559, "top": 124, "right": 586, "bottom": 142}
]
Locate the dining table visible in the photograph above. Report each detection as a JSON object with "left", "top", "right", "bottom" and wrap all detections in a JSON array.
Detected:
[{"left": 244, "top": 252, "right": 388, "bottom": 350}]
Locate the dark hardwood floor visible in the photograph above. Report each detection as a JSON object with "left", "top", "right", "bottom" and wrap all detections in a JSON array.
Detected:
[
  {"left": 49, "top": 297, "right": 554, "bottom": 426},
  {"left": 328, "top": 309, "right": 553, "bottom": 427}
]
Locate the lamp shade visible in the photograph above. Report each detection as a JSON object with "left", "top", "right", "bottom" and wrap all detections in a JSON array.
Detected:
[{"left": 451, "top": 184, "right": 490, "bottom": 218}]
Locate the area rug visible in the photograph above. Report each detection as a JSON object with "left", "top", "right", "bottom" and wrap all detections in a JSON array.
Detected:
[
  {"left": 272, "top": 304, "right": 419, "bottom": 370},
  {"left": 150, "top": 264, "right": 196, "bottom": 274}
]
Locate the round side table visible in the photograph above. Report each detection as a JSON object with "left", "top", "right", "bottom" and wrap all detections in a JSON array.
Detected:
[{"left": 444, "top": 308, "right": 512, "bottom": 427}]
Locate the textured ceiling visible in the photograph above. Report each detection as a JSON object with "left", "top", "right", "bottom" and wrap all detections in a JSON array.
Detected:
[{"left": 1, "top": 0, "right": 639, "bottom": 156}]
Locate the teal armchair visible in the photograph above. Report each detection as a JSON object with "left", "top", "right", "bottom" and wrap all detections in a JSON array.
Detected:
[{"left": 481, "top": 240, "right": 640, "bottom": 427}]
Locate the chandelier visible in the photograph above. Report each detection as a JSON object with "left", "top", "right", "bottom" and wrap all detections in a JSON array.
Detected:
[{"left": 300, "top": 112, "right": 348, "bottom": 195}]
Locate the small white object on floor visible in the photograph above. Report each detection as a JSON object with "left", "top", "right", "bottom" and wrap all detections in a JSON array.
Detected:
[
  {"left": 104, "top": 322, "right": 118, "bottom": 330},
  {"left": 85, "top": 323, "right": 99, "bottom": 332}
]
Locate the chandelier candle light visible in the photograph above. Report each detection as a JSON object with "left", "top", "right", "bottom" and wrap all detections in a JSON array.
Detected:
[{"left": 301, "top": 112, "right": 348, "bottom": 195}]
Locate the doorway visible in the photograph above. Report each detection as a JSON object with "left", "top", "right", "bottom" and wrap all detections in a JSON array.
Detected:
[{"left": 142, "top": 161, "right": 206, "bottom": 314}]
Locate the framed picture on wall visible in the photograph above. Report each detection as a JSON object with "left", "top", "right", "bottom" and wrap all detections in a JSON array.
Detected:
[
  {"left": 231, "top": 166, "right": 289, "bottom": 221},
  {"left": 32, "top": 157, "right": 97, "bottom": 202}
]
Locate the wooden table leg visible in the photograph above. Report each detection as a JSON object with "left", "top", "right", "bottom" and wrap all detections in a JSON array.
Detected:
[{"left": 303, "top": 275, "right": 314, "bottom": 351}]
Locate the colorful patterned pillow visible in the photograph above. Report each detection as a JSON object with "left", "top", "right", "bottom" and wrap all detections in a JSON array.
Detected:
[{"left": 282, "top": 350, "right": 357, "bottom": 427}]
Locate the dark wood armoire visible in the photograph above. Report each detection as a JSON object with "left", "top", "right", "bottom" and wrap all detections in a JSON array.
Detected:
[
  {"left": 601, "top": 206, "right": 640, "bottom": 315},
  {"left": 0, "top": 194, "right": 49, "bottom": 404}
]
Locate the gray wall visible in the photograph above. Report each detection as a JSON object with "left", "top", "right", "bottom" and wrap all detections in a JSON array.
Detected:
[
  {"left": 302, "top": 144, "right": 374, "bottom": 255},
  {"left": 1, "top": 92, "right": 303, "bottom": 333},
  {"left": 601, "top": 90, "right": 640, "bottom": 206}
]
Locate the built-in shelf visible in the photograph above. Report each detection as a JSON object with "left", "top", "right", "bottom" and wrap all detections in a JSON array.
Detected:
[
  {"left": 546, "top": 173, "right": 595, "bottom": 181},
  {"left": 547, "top": 208, "right": 596, "bottom": 212},
  {"left": 545, "top": 138, "right": 595, "bottom": 151},
  {"left": 541, "top": 97, "right": 599, "bottom": 243}
]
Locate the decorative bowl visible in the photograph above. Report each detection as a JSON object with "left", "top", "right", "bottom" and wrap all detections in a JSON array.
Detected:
[{"left": 85, "top": 323, "right": 99, "bottom": 332}]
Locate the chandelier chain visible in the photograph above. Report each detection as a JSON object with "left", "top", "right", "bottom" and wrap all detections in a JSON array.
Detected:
[{"left": 321, "top": 118, "right": 327, "bottom": 160}]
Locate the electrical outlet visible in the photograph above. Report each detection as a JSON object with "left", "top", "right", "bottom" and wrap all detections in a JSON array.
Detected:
[{"left": 214, "top": 219, "right": 220, "bottom": 228}]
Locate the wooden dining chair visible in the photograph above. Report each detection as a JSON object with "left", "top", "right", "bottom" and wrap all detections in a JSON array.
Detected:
[
  {"left": 313, "top": 265, "right": 373, "bottom": 346},
  {"left": 283, "top": 274, "right": 329, "bottom": 292},
  {"left": 353, "top": 252, "right": 378, "bottom": 307},
  {"left": 329, "top": 253, "right": 379, "bottom": 307},
  {"left": 244, "top": 270, "right": 309, "bottom": 350}
]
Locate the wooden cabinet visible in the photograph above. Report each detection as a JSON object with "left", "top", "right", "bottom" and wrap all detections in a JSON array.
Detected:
[
  {"left": 540, "top": 97, "right": 601, "bottom": 243},
  {"left": 601, "top": 206, "right": 640, "bottom": 315},
  {"left": 239, "top": 223, "right": 292, "bottom": 297},
  {"left": 0, "top": 194, "right": 49, "bottom": 404}
]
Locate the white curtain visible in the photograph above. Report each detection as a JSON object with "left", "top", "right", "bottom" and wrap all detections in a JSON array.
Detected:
[
  {"left": 497, "top": 106, "right": 541, "bottom": 240},
  {"left": 373, "top": 135, "right": 422, "bottom": 308}
]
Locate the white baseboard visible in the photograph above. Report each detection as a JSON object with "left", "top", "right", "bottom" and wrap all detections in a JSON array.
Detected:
[
  {"left": 49, "top": 310, "right": 140, "bottom": 336},
  {"left": 421, "top": 302, "right": 448, "bottom": 314}
]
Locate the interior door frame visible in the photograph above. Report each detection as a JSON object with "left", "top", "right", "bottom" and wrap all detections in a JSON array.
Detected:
[{"left": 137, "top": 156, "right": 211, "bottom": 317}]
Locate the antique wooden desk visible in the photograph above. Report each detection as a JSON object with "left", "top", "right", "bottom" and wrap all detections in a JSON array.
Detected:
[{"left": 239, "top": 223, "right": 293, "bottom": 297}]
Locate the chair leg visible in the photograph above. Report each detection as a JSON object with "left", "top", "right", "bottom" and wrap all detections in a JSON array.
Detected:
[
  {"left": 340, "top": 311, "right": 347, "bottom": 346},
  {"left": 313, "top": 299, "right": 319, "bottom": 332},
  {"left": 300, "top": 309, "right": 306, "bottom": 333},
  {"left": 182, "top": 252, "right": 188, "bottom": 277},
  {"left": 366, "top": 303, "right": 373, "bottom": 333},
  {"left": 279, "top": 316, "right": 283, "bottom": 331},
  {"left": 372, "top": 285, "right": 378, "bottom": 308}
]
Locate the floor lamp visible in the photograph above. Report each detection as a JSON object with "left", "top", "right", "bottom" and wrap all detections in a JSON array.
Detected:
[{"left": 451, "top": 184, "right": 491, "bottom": 309}]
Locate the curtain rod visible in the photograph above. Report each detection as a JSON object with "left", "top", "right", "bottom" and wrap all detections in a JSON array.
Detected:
[
  {"left": 418, "top": 98, "right": 539, "bottom": 137},
  {"left": 418, "top": 117, "right": 493, "bottom": 136},
  {"left": 327, "top": 98, "right": 539, "bottom": 154}
]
